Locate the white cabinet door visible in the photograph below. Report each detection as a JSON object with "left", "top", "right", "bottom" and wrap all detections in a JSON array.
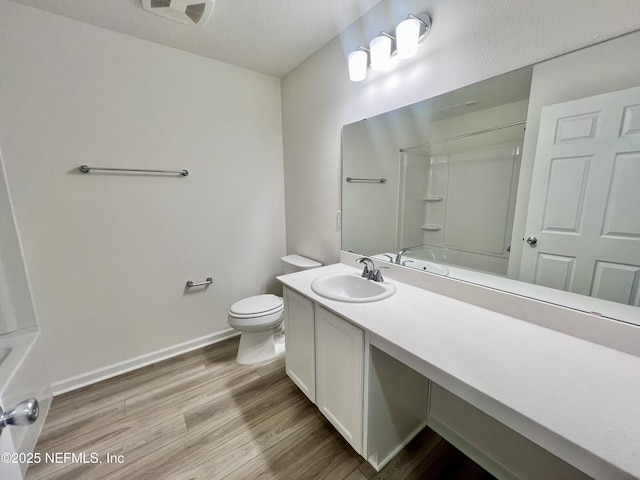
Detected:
[
  {"left": 520, "top": 86, "right": 640, "bottom": 304},
  {"left": 283, "top": 287, "right": 316, "bottom": 402},
  {"left": 315, "top": 306, "right": 364, "bottom": 454}
]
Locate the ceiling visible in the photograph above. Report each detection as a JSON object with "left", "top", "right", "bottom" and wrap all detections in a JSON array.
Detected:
[{"left": 9, "top": 0, "right": 383, "bottom": 77}]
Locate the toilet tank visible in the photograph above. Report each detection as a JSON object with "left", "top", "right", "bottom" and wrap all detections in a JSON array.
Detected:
[{"left": 281, "top": 254, "right": 322, "bottom": 274}]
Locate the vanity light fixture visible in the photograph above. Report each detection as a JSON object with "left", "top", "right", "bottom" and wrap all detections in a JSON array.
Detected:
[
  {"left": 370, "top": 32, "right": 395, "bottom": 71},
  {"left": 396, "top": 14, "right": 431, "bottom": 58},
  {"left": 348, "top": 46, "right": 369, "bottom": 82},
  {"left": 348, "top": 13, "right": 432, "bottom": 81}
]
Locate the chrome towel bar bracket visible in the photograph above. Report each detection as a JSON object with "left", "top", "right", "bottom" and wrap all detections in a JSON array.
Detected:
[
  {"left": 79, "top": 165, "right": 189, "bottom": 176},
  {"left": 186, "top": 277, "right": 213, "bottom": 288}
]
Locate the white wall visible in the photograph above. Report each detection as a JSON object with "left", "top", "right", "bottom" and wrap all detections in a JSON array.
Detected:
[
  {"left": 281, "top": 0, "right": 640, "bottom": 266},
  {"left": 0, "top": 1, "right": 286, "bottom": 389}
]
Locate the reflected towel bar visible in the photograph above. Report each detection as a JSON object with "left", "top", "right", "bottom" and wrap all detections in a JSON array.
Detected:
[
  {"left": 79, "top": 165, "right": 189, "bottom": 176},
  {"left": 346, "top": 177, "right": 387, "bottom": 183},
  {"left": 186, "top": 277, "right": 213, "bottom": 288}
]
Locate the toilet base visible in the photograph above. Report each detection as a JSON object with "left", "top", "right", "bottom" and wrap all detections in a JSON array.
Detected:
[{"left": 236, "top": 330, "right": 285, "bottom": 365}]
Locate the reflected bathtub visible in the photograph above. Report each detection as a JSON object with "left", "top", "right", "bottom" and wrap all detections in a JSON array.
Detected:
[{"left": 373, "top": 253, "right": 449, "bottom": 276}]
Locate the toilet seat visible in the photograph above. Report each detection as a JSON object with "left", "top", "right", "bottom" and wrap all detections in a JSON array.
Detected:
[
  {"left": 229, "top": 294, "right": 283, "bottom": 318},
  {"left": 228, "top": 294, "right": 284, "bottom": 333},
  {"left": 228, "top": 310, "right": 283, "bottom": 332}
]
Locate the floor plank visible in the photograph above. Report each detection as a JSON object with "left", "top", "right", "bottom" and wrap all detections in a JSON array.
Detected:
[{"left": 28, "top": 337, "right": 496, "bottom": 480}]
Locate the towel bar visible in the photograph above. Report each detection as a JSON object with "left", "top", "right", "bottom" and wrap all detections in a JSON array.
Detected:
[
  {"left": 79, "top": 165, "right": 189, "bottom": 176},
  {"left": 346, "top": 177, "right": 387, "bottom": 183},
  {"left": 186, "top": 277, "right": 213, "bottom": 288}
]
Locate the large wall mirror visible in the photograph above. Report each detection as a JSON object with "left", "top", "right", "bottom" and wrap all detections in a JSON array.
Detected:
[{"left": 342, "top": 30, "right": 640, "bottom": 326}]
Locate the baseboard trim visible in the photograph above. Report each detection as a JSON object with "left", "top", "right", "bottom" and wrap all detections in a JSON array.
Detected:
[
  {"left": 374, "top": 420, "right": 429, "bottom": 472},
  {"left": 52, "top": 329, "right": 240, "bottom": 396}
]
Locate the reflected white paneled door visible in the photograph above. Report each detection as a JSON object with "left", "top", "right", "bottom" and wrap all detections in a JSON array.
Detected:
[{"left": 520, "top": 86, "right": 640, "bottom": 305}]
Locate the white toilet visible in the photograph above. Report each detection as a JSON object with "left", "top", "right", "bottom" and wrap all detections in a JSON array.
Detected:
[{"left": 228, "top": 254, "right": 321, "bottom": 365}]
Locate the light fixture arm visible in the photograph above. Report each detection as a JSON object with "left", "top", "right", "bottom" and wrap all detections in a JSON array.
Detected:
[
  {"left": 379, "top": 32, "right": 397, "bottom": 58},
  {"left": 355, "top": 45, "right": 371, "bottom": 67},
  {"left": 408, "top": 13, "right": 432, "bottom": 39},
  {"left": 355, "top": 45, "right": 371, "bottom": 70}
]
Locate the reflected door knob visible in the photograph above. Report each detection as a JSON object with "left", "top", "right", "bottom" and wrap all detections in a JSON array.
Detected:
[{"left": 526, "top": 236, "right": 538, "bottom": 245}]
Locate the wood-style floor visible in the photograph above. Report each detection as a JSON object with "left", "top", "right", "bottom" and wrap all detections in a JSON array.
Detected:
[{"left": 28, "top": 337, "right": 496, "bottom": 479}]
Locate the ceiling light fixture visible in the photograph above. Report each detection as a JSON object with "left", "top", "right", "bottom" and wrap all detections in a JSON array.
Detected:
[{"left": 348, "top": 13, "right": 432, "bottom": 81}]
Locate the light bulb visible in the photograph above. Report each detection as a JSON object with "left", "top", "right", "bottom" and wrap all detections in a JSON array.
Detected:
[
  {"left": 396, "top": 17, "right": 420, "bottom": 58},
  {"left": 348, "top": 50, "right": 368, "bottom": 82},
  {"left": 370, "top": 35, "right": 392, "bottom": 71}
]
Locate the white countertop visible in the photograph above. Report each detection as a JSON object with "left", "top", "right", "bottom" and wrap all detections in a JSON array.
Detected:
[{"left": 278, "top": 263, "right": 640, "bottom": 480}]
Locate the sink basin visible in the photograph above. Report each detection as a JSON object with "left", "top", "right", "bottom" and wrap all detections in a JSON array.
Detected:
[{"left": 310, "top": 272, "right": 396, "bottom": 303}]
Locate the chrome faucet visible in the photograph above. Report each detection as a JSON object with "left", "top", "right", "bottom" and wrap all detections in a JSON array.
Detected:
[
  {"left": 356, "top": 257, "right": 387, "bottom": 282},
  {"left": 395, "top": 247, "right": 412, "bottom": 265},
  {"left": 356, "top": 257, "right": 375, "bottom": 279}
]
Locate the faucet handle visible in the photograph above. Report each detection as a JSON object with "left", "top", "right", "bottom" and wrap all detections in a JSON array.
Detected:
[
  {"left": 373, "top": 266, "right": 389, "bottom": 282},
  {"left": 360, "top": 265, "right": 371, "bottom": 279}
]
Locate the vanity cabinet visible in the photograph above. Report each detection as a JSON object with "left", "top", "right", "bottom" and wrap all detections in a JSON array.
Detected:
[
  {"left": 283, "top": 288, "right": 425, "bottom": 464},
  {"left": 283, "top": 287, "right": 316, "bottom": 402},
  {"left": 280, "top": 266, "right": 632, "bottom": 479},
  {"left": 283, "top": 287, "right": 365, "bottom": 454},
  {"left": 315, "top": 306, "right": 364, "bottom": 454}
]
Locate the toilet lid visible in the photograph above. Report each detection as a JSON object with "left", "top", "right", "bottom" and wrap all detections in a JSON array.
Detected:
[{"left": 230, "top": 294, "right": 283, "bottom": 316}]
